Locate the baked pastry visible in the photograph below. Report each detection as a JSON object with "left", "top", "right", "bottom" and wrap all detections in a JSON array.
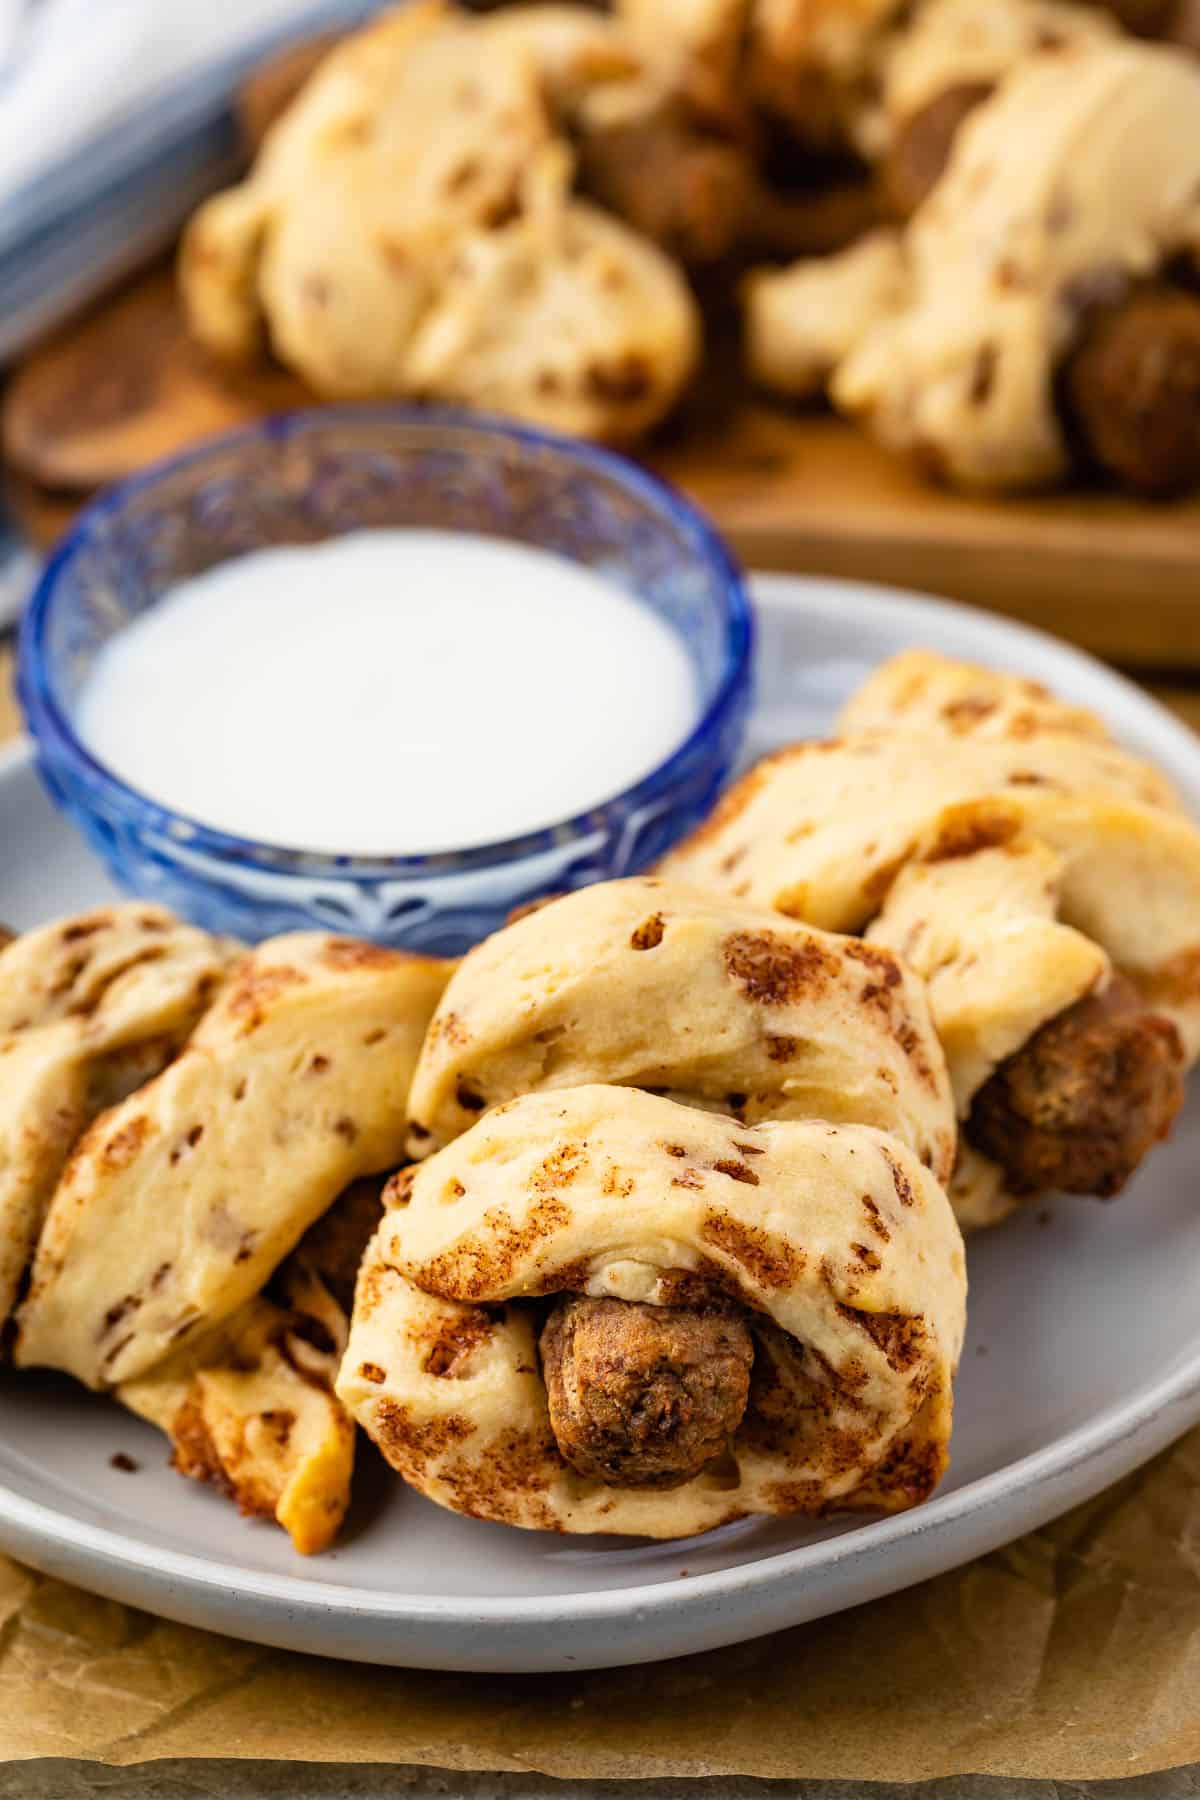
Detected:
[
  {"left": 346, "top": 878, "right": 965, "bottom": 1534},
  {"left": 616, "top": 0, "right": 906, "bottom": 143},
  {"left": 406, "top": 876, "right": 955, "bottom": 1183},
  {"left": 0, "top": 912, "right": 449, "bottom": 1551},
  {"left": 119, "top": 1180, "right": 384, "bottom": 1555},
  {"left": 16, "top": 931, "right": 449, "bottom": 1388},
  {"left": 874, "top": 7, "right": 1200, "bottom": 493},
  {"left": 838, "top": 41, "right": 1200, "bottom": 490},
  {"left": 401, "top": 147, "right": 702, "bottom": 442},
  {"left": 181, "top": 2, "right": 700, "bottom": 439},
  {"left": 477, "top": 4, "right": 641, "bottom": 111},
  {"left": 338, "top": 1084, "right": 966, "bottom": 1535},
  {"left": 839, "top": 646, "right": 1113, "bottom": 742},
  {"left": 0, "top": 906, "right": 230, "bottom": 1330},
  {"left": 182, "top": 3, "right": 553, "bottom": 380},
  {"left": 663, "top": 651, "right": 1198, "bottom": 1228},
  {"left": 839, "top": 0, "right": 1183, "bottom": 173},
  {"left": 868, "top": 0, "right": 1117, "bottom": 190},
  {"left": 745, "top": 229, "right": 906, "bottom": 398},
  {"left": 574, "top": 73, "right": 758, "bottom": 266},
  {"left": 746, "top": 38, "right": 1200, "bottom": 494},
  {"left": 119, "top": 1233, "right": 355, "bottom": 1555}
]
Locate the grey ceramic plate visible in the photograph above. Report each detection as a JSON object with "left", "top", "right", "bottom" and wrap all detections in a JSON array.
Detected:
[{"left": 1, "top": 573, "right": 1199, "bottom": 1673}]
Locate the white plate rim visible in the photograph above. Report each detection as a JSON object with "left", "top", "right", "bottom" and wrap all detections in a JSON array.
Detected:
[{"left": 3, "top": 570, "right": 1200, "bottom": 1661}]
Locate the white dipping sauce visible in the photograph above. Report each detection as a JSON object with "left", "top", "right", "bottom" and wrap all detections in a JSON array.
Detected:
[{"left": 79, "top": 530, "right": 700, "bottom": 855}]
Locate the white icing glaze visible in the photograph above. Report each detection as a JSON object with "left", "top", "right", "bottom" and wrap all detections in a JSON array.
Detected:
[{"left": 78, "top": 529, "right": 699, "bottom": 855}]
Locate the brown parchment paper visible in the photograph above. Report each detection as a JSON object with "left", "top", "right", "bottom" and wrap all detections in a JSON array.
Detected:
[{"left": 2, "top": 1425, "right": 1200, "bottom": 1782}]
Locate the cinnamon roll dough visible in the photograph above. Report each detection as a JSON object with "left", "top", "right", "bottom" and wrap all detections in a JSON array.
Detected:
[
  {"left": 745, "top": 231, "right": 908, "bottom": 400},
  {"left": 746, "top": 39, "right": 1200, "bottom": 492},
  {"left": 120, "top": 1254, "right": 355, "bottom": 1556},
  {"left": 182, "top": 3, "right": 553, "bottom": 378},
  {"left": 118, "top": 1178, "right": 386, "bottom": 1555},
  {"left": 662, "top": 731, "right": 1194, "bottom": 995},
  {"left": 181, "top": 2, "right": 699, "bottom": 438},
  {"left": 338, "top": 1084, "right": 966, "bottom": 1535},
  {"left": 407, "top": 877, "right": 955, "bottom": 1184},
  {"left": 16, "top": 932, "right": 450, "bottom": 1387},
  {"left": 0, "top": 906, "right": 231, "bottom": 1329},
  {"left": 833, "top": 41, "right": 1200, "bottom": 489},
  {"left": 840, "top": 648, "right": 1117, "bottom": 747},
  {"left": 867, "top": 0, "right": 1116, "bottom": 162},
  {"left": 663, "top": 653, "right": 1200, "bottom": 1222},
  {"left": 400, "top": 149, "right": 701, "bottom": 443}
]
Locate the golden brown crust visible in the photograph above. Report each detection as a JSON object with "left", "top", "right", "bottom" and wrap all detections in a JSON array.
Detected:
[{"left": 170, "top": 1393, "right": 277, "bottom": 1518}]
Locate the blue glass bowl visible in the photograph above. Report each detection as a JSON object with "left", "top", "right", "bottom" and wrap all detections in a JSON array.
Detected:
[{"left": 18, "top": 407, "right": 753, "bottom": 954}]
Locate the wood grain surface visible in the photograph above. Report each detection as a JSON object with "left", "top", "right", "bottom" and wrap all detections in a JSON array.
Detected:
[{"left": 5, "top": 266, "right": 1199, "bottom": 668}]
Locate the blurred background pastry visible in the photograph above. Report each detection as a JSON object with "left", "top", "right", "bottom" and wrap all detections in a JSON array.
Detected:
[
  {"left": 746, "top": 38, "right": 1200, "bottom": 493},
  {"left": 5, "top": 0, "right": 1200, "bottom": 643},
  {"left": 180, "top": 3, "right": 702, "bottom": 439}
]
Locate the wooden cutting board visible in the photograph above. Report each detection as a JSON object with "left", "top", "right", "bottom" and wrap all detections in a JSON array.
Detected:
[{"left": 5, "top": 261, "right": 1200, "bottom": 666}]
